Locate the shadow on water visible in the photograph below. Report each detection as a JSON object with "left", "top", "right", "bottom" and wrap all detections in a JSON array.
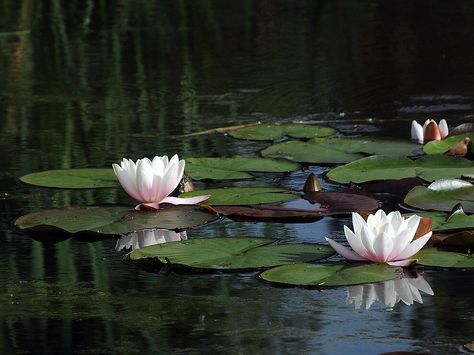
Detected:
[{"left": 2, "top": 0, "right": 474, "bottom": 353}]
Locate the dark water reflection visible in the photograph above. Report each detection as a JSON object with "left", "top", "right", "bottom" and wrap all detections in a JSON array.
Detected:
[{"left": 2, "top": 0, "right": 474, "bottom": 353}]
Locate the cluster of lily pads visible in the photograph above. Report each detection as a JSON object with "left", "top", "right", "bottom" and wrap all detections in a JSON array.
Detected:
[{"left": 15, "top": 120, "right": 474, "bottom": 309}]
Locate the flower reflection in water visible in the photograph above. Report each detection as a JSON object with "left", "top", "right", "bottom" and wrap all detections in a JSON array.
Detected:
[
  {"left": 346, "top": 272, "right": 434, "bottom": 310},
  {"left": 116, "top": 229, "right": 188, "bottom": 251}
]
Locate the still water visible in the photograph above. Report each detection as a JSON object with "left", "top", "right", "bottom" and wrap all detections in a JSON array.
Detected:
[{"left": 1, "top": 1, "right": 474, "bottom": 354}]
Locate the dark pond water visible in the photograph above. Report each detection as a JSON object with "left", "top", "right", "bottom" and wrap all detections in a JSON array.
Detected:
[{"left": 2, "top": 1, "right": 474, "bottom": 354}]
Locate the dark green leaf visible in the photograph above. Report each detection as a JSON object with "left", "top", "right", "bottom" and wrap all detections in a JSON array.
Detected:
[
  {"left": 229, "top": 123, "right": 336, "bottom": 141},
  {"left": 20, "top": 168, "right": 117, "bottom": 188}
]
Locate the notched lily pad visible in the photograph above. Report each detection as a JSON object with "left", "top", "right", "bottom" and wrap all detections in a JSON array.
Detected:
[
  {"left": 328, "top": 155, "right": 474, "bottom": 184},
  {"left": 129, "top": 237, "right": 335, "bottom": 271},
  {"left": 205, "top": 192, "right": 378, "bottom": 221},
  {"left": 20, "top": 168, "right": 117, "bottom": 188},
  {"left": 229, "top": 123, "right": 336, "bottom": 141},
  {"left": 261, "top": 137, "right": 419, "bottom": 164},
  {"left": 180, "top": 187, "right": 298, "bottom": 205},
  {"left": 259, "top": 263, "right": 402, "bottom": 287},
  {"left": 15, "top": 206, "right": 218, "bottom": 236},
  {"left": 185, "top": 156, "right": 301, "bottom": 180},
  {"left": 404, "top": 183, "right": 474, "bottom": 213},
  {"left": 414, "top": 248, "right": 474, "bottom": 268}
]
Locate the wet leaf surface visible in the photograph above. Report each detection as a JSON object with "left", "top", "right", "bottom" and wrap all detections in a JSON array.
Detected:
[
  {"left": 229, "top": 123, "right": 336, "bottom": 141},
  {"left": 20, "top": 168, "right": 118, "bottom": 188},
  {"left": 414, "top": 248, "right": 474, "bottom": 268},
  {"left": 129, "top": 237, "right": 334, "bottom": 271},
  {"left": 404, "top": 184, "right": 474, "bottom": 213}
]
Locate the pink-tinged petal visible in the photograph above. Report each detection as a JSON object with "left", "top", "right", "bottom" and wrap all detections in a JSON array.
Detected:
[
  {"left": 411, "top": 120, "right": 424, "bottom": 144},
  {"left": 325, "top": 237, "right": 368, "bottom": 261},
  {"left": 344, "top": 225, "right": 370, "bottom": 259},
  {"left": 151, "top": 174, "right": 163, "bottom": 202},
  {"left": 161, "top": 158, "right": 181, "bottom": 198},
  {"left": 439, "top": 119, "right": 449, "bottom": 138},
  {"left": 360, "top": 226, "right": 378, "bottom": 262},
  {"left": 113, "top": 163, "right": 143, "bottom": 201},
  {"left": 394, "top": 232, "right": 432, "bottom": 261},
  {"left": 135, "top": 202, "right": 161, "bottom": 211},
  {"left": 387, "top": 259, "right": 416, "bottom": 267},
  {"left": 136, "top": 160, "right": 155, "bottom": 201},
  {"left": 160, "top": 195, "right": 211, "bottom": 205}
]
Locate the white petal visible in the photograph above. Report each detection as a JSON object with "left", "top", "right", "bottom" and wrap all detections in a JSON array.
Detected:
[
  {"left": 394, "top": 232, "right": 432, "bottom": 261},
  {"left": 360, "top": 226, "right": 377, "bottom": 261},
  {"left": 113, "top": 163, "right": 143, "bottom": 201},
  {"left": 325, "top": 237, "right": 367, "bottom": 261},
  {"left": 373, "top": 231, "right": 394, "bottom": 262},
  {"left": 409, "top": 277, "right": 434, "bottom": 296},
  {"left": 439, "top": 119, "right": 449, "bottom": 138},
  {"left": 428, "top": 179, "right": 472, "bottom": 191},
  {"left": 352, "top": 212, "right": 366, "bottom": 235},
  {"left": 344, "top": 225, "right": 370, "bottom": 258},
  {"left": 411, "top": 120, "right": 424, "bottom": 144},
  {"left": 387, "top": 259, "right": 416, "bottom": 267},
  {"left": 136, "top": 160, "right": 155, "bottom": 201},
  {"left": 423, "top": 119, "right": 431, "bottom": 130},
  {"left": 160, "top": 195, "right": 211, "bottom": 205}
]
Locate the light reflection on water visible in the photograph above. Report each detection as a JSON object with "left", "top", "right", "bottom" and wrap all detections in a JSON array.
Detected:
[{"left": 2, "top": 0, "right": 474, "bottom": 354}]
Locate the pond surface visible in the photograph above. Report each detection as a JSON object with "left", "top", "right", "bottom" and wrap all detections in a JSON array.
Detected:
[{"left": 2, "top": 1, "right": 474, "bottom": 354}]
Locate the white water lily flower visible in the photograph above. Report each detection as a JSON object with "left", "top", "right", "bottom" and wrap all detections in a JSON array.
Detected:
[
  {"left": 116, "top": 229, "right": 187, "bottom": 251},
  {"left": 325, "top": 210, "right": 432, "bottom": 267},
  {"left": 411, "top": 119, "right": 448, "bottom": 144},
  {"left": 347, "top": 274, "right": 434, "bottom": 310},
  {"left": 113, "top": 155, "right": 209, "bottom": 210}
]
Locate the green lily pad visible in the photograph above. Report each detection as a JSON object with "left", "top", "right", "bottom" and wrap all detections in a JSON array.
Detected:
[
  {"left": 129, "top": 237, "right": 334, "bottom": 271},
  {"left": 414, "top": 248, "right": 474, "bottom": 268},
  {"left": 327, "top": 155, "right": 474, "bottom": 184},
  {"left": 14, "top": 206, "right": 218, "bottom": 236},
  {"left": 424, "top": 133, "right": 474, "bottom": 154},
  {"left": 180, "top": 187, "right": 298, "bottom": 205},
  {"left": 20, "top": 168, "right": 117, "bottom": 188},
  {"left": 185, "top": 157, "right": 301, "bottom": 180},
  {"left": 404, "top": 184, "right": 474, "bottom": 213},
  {"left": 229, "top": 123, "right": 336, "bottom": 141},
  {"left": 412, "top": 211, "right": 474, "bottom": 232},
  {"left": 261, "top": 137, "right": 419, "bottom": 164},
  {"left": 259, "top": 263, "right": 402, "bottom": 287}
]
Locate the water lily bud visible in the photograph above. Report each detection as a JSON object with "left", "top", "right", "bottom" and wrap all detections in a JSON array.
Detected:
[
  {"left": 180, "top": 175, "right": 196, "bottom": 193},
  {"left": 424, "top": 121, "right": 442, "bottom": 142},
  {"left": 303, "top": 173, "right": 322, "bottom": 193}
]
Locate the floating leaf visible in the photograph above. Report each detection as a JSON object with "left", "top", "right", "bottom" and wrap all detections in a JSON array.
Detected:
[
  {"left": 404, "top": 184, "right": 474, "bottom": 213},
  {"left": 259, "top": 263, "right": 402, "bottom": 287},
  {"left": 261, "top": 137, "right": 419, "bottom": 164},
  {"left": 206, "top": 192, "right": 379, "bottom": 220},
  {"left": 180, "top": 187, "right": 298, "bottom": 205},
  {"left": 129, "top": 237, "right": 334, "bottom": 271},
  {"left": 15, "top": 206, "right": 218, "bottom": 236},
  {"left": 20, "top": 168, "right": 117, "bottom": 188},
  {"left": 184, "top": 157, "right": 301, "bottom": 180},
  {"left": 414, "top": 248, "right": 474, "bottom": 268},
  {"left": 354, "top": 178, "right": 424, "bottom": 194},
  {"left": 327, "top": 155, "right": 474, "bottom": 184},
  {"left": 424, "top": 133, "right": 474, "bottom": 155},
  {"left": 229, "top": 123, "right": 336, "bottom": 141}
]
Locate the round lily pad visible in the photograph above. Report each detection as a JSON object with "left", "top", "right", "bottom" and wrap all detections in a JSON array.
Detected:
[
  {"left": 424, "top": 133, "right": 474, "bottom": 154},
  {"left": 185, "top": 157, "right": 301, "bottom": 180},
  {"left": 414, "top": 248, "right": 474, "bottom": 268},
  {"left": 327, "top": 155, "right": 474, "bottom": 184},
  {"left": 180, "top": 187, "right": 298, "bottom": 205},
  {"left": 404, "top": 184, "right": 474, "bottom": 213},
  {"left": 15, "top": 205, "right": 218, "bottom": 236},
  {"left": 261, "top": 137, "right": 419, "bottom": 164},
  {"left": 259, "top": 263, "right": 402, "bottom": 287},
  {"left": 229, "top": 123, "right": 336, "bottom": 141},
  {"left": 20, "top": 168, "right": 117, "bottom": 188},
  {"left": 129, "top": 237, "right": 334, "bottom": 271}
]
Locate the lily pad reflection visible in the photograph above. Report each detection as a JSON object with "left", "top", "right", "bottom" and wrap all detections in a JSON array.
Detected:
[
  {"left": 346, "top": 272, "right": 434, "bottom": 310},
  {"left": 116, "top": 229, "right": 188, "bottom": 251}
]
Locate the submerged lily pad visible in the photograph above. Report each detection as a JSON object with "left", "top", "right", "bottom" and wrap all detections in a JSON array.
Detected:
[
  {"left": 327, "top": 155, "right": 474, "bottom": 184},
  {"left": 424, "top": 133, "right": 474, "bottom": 155},
  {"left": 261, "top": 137, "right": 419, "bottom": 164},
  {"left": 229, "top": 123, "right": 336, "bottom": 141},
  {"left": 404, "top": 184, "right": 474, "bottom": 213},
  {"left": 20, "top": 168, "right": 117, "bottom": 188},
  {"left": 259, "top": 263, "right": 402, "bottom": 287},
  {"left": 15, "top": 206, "right": 218, "bottom": 236},
  {"left": 414, "top": 248, "right": 474, "bottom": 268},
  {"left": 206, "top": 192, "right": 379, "bottom": 220},
  {"left": 129, "top": 237, "right": 334, "bottom": 271},
  {"left": 180, "top": 187, "right": 298, "bottom": 205},
  {"left": 185, "top": 157, "right": 301, "bottom": 180}
]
